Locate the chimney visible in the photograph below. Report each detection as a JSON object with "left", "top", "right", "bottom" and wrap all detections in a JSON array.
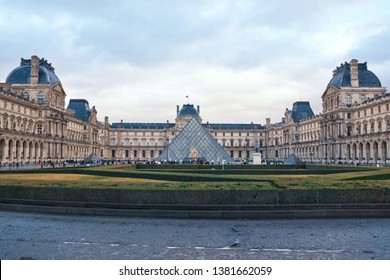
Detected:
[
  {"left": 197, "top": 105, "right": 200, "bottom": 113},
  {"left": 266, "top": 118, "right": 271, "bottom": 127},
  {"left": 30, "top": 55, "right": 39, "bottom": 84},
  {"left": 350, "top": 59, "right": 359, "bottom": 87},
  {"left": 177, "top": 105, "right": 179, "bottom": 116}
]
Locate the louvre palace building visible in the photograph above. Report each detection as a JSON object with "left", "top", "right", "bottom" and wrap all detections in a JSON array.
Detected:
[{"left": 1, "top": 55, "right": 390, "bottom": 166}]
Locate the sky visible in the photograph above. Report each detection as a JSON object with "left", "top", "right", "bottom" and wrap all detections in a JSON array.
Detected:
[{"left": 1, "top": 0, "right": 390, "bottom": 125}]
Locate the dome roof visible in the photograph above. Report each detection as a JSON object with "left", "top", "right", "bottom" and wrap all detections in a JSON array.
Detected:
[
  {"left": 177, "top": 104, "right": 199, "bottom": 118},
  {"left": 5, "top": 57, "right": 60, "bottom": 85},
  {"left": 328, "top": 61, "right": 381, "bottom": 88}
]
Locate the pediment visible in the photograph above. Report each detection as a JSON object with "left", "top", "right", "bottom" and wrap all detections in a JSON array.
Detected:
[{"left": 321, "top": 85, "right": 339, "bottom": 99}]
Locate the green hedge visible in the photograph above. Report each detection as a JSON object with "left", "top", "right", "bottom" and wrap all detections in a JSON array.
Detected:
[{"left": 135, "top": 164, "right": 306, "bottom": 170}]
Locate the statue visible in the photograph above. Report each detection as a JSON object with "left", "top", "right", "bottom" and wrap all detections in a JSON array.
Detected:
[{"left": 254, "top": 140, "right": 260, "bottom": 153}]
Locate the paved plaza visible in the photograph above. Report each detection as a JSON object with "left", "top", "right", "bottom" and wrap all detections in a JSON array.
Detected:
[{"left": 1, "top": 211, "right": 389, "bottom": 260}]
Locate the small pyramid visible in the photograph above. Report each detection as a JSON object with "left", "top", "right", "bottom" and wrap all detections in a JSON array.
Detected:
[
  {"left": 157, "top": 118, "right": 234, "bottom": 163},
  {"left": 284, "top": 154, "right": 304, "bottom": 164}
]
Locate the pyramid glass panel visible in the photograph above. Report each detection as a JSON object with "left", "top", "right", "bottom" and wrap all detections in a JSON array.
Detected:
[{"left": 157, "top": 118, "right": 234, "bottom": 164}]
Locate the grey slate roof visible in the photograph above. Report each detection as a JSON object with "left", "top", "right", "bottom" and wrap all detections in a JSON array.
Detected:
[
  {"left": 67, "top": 99, "right": 91, "bottom": 121},
  {"left": 291, "top": 101, "right": 314, "bottom": 123},
  {"left": 6, "top": 58, "right": 60, "bottom": 85},
  {"left": 111, "top": 123, "right": 175, "bottom": 129},
  {"left": 328, "top": 61, "right": 381, "bottom": 88},
  {"left": 205, "top": 123, "right": 263, "bottom": 130},
  {"left": 110, "top": 122, "right": 262, "bottom": 130},
  {"left": 177, "top": 104, "right": 199, "bottom": 118}
]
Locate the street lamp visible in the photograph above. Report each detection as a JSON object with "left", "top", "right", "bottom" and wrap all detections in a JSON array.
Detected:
[
  {"left": 245, "top": 137, "right": 249, "bottom": 164},
  {"left": 166, "top": 138, "right": 169, "bottom": 164}
]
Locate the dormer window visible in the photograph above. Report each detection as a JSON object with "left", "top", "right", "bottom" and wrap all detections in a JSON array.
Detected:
[{"left": 22, "top": 92, "right": 29, "bottom": 100}]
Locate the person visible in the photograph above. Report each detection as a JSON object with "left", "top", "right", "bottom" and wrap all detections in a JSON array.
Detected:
[{"left": 40, "top": 161, "right": 44, "bottom": 168}]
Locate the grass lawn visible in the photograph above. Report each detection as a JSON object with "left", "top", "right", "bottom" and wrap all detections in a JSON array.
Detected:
[{"left": 0, "top": 164, "right": 389, "bottom": 190}]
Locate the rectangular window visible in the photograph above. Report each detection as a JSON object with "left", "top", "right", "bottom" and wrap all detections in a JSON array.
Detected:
[
  {"left": 112, "top": 150, "right": 116, "bottom": 158},
  {"left": 379, "top": 106, "right": 381, "bottom": 113},
  {"left": 364, "top": 110, "right": 367, "bottom": 116},
  {"left": 38, "top": 111, "right": 43, "bottom": 117},
  {"left": 371, "top": 108, "right": 374, "bottom": 115},
  {"left": 358, "top": 111, "right": 360, "bottom": 118},
  {"left": 37, "top": 124, "right": 42, "bottom": 134},
  {"left": 387, "top": 104, "right": 389, "bottom": 111},
  {"left": 347, "top": 113, "right": 351, "bottom": 119}
]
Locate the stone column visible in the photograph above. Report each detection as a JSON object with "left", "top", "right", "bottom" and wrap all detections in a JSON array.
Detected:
[
  {"left": 2, "top": 140, "right": 8, "bottom": 162},
  {"left": 25, "top": 142, "right": 30, "bottom": 162}
]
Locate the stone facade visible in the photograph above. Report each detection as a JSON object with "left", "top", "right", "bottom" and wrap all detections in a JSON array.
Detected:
[{"left": 1, "top": 56, "right": 389, "bottom": 165}]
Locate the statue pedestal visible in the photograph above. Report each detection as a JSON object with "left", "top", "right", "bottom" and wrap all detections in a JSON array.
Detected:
[{"left": 253, "top": 153, "right": 262, "bottom": 165}]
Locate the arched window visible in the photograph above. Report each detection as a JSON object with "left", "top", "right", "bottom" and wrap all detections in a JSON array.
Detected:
[
  {"left": 346, "top": 94, "right": 352, "bottom": 106},
  {"left": 37, "top": 92, "right": 45, "bottom": 105}
]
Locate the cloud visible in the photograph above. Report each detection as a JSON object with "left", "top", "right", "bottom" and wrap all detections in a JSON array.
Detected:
[{"left": 1, "top": 0, "right": 390, "bottom": 125}]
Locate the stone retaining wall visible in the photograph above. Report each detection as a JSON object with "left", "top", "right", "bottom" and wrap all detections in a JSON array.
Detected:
[{"left": 1, "top": 186, "right": 390, "bottom": 205}]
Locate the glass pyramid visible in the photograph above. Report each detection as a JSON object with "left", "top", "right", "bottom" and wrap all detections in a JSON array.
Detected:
[{"left": 157, "top": 118, "right": 234, "bottom": 164}]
